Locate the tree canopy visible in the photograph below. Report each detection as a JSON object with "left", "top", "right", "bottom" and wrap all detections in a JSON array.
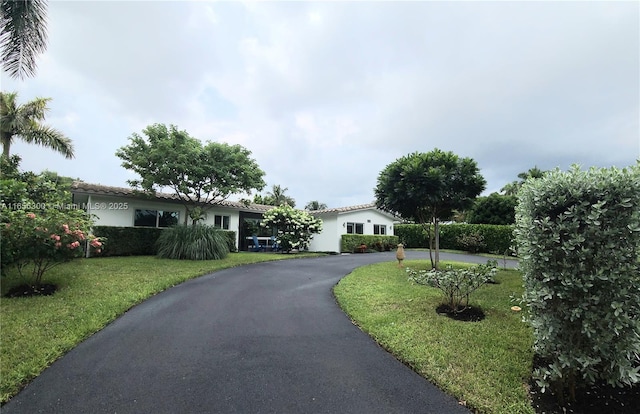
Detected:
[
  {"left": 1, "top": 0, "right": 49, "bottom": 79},
  {"left": 467, "top": 193, "right": 517, "bottom": 225},
  {"left": 375, "top": 149, "right": 486, "bottom": 268},
  {"left": 116, "top": 124, "right": 266, "bottom": 224},
  {"left": 1, "top": 92, "right": 73, "bottom": 159}
]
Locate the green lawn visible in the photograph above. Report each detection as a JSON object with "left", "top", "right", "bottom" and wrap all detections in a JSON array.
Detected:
[
  {"left": 0, "top": 252, "right": 323, "bottom": 403},
  {"left": 334, "top": 260, "right": 535, "bottom": 414}
]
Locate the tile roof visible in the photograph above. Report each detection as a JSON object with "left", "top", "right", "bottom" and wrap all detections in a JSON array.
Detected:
[
  {"left": 70, "top": 181, "right": 274, "bottom": 213},
  {"left": 309, "top": 203, "right": 377, "bottom": 214}
]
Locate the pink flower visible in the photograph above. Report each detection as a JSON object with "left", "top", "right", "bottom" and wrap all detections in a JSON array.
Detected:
[
  {"left": 74, "top": 229, "right": 86, "bottom": 240},
  {"left": 62, "top": 224, "right": 71, "bottom": 234},
  {"left": 67, "top": 241, "right": 81, "bottom": 249},
  {"left": 55, "top": 242, "right": 62, "bottom": 248},
  {"left": 50, "top": 234, "right": 61, "bottom": 241},
  {"left": 90, "top": 239, "right": 102, "bottom": 248},
  {"left": 95, "top": 249, "right": 102, "bottom": 254},
  {"left": 26, "top": 212, "right": 36, "bottom": 219}
]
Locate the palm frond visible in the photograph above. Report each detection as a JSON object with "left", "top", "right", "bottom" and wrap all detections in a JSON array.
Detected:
[
  {"left": 1, "top": 0, "right": 48, "bottom": 79},
  {"left": 21, "top": 125, "right": 74, "bottom": 159}
]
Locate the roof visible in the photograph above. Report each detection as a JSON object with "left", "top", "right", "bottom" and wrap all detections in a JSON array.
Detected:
[
  {"left": 310, "top": 203, "right": 399, "bottom": 220},
  {"left": 70, "top": 181, "right": 274, "bottom": 213}
]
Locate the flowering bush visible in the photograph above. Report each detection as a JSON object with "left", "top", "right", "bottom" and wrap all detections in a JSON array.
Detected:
[
  {"left": 1, "top": 208, "right": 103, "bottom": 286},
  {"left": 260, "top": 204, "right": 322, "bottom": 252}
]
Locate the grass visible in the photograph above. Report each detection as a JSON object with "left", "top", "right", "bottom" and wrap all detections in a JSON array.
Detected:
[
  {"left": 333, "top": 260, "right": 535, "bottom": 414},
  {"left": 0, "top": 252, "right": 323, "bottom": 404}
]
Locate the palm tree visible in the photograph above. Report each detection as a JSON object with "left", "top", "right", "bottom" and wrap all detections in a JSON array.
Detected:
[
  {"left": 304, "top": 200, "right": 327, "bottom": 211},
  {"left": 1, "top": 0, "right": 49, "bottom": 79},
  {"left": 1, "top": 91, "right": 74, "bottom": 159},
  {"left": 501, "top": 166, "right": 546, "bottom": 196},
  {"left": 265, "top": 184, "right": 296, "bottom": 207}
]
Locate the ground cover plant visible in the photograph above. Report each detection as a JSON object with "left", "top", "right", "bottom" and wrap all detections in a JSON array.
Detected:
[
  {"left": 334, "top": 260, "right": 535, "bottom": 414},
  {"left": 0, "top": 252, "right": 323, "bottom": 404}
]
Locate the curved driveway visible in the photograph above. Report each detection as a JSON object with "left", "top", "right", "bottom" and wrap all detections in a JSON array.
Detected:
[{"left": 4, "top": 252, "right": 517, "bottom": 414}]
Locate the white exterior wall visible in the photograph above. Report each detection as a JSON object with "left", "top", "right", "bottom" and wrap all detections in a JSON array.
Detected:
[
  {"left": 86, "top": 195, "right": 186, "bottom": 227},
  {"left": 308, "top": 215, "right": 340, "bottom": 252},
  {"left": 308, "top": 209, "right": 397, "bottom": 253}
]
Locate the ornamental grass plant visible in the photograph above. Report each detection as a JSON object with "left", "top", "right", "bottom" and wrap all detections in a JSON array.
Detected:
[{"left": 156, "top": 224, "right": 229, "bottom": 260}]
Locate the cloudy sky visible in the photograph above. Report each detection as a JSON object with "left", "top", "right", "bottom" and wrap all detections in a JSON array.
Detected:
[{"left": 3, "top": 0, "right": 639, "bottom": 208}]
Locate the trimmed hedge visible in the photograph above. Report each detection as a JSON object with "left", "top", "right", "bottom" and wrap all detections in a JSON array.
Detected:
[
  {"left": 394, "top": 223, "right": 514, "bottom": 254},
  {"left": 92, "top": 226, "right": 237, "bottom": 256},
  {"left": 341, "top": 234, "right": 399, "bottom": 253}
]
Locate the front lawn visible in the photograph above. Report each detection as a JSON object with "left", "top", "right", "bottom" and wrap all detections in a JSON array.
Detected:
[
  {"left": 0, "top": 252, "right": 323, "bottom": 404},
  {"left": 334, "top": 260, "right": 535, "bottom": 414}
]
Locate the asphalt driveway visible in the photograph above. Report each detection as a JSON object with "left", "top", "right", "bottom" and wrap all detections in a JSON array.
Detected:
[{"left": 3, "top": 251, "right": 516, "bottom": 413}]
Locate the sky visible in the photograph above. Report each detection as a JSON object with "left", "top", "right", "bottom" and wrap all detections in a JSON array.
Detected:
[{"left": 2, "top": 0, "right": 639, "bottom": 209}]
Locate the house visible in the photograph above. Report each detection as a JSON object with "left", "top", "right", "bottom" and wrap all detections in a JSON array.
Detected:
[
  {"left": 308, "top": 204, "right": 399, "bottom": 252},
  {"left": 70, "top": 182, "right": 398, "bottom": 253}
]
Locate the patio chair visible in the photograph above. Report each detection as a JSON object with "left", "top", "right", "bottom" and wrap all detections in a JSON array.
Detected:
[
  {"left": 252, "top": 235, "right": 265, "bottom": 252},
  {"left": 270, "top": 235, "right": 279, "bottom": 252}
]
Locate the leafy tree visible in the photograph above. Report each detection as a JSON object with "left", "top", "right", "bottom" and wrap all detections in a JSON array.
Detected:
[
  {"left": 375, "top": 149, "right": 486, "bottom": 269},
  {"left": 501, "top": 166, "right": 546, "bottom": 196},
  {"left": 260, "top": 204, "right": 322, "bottom": 253},
  {"left": 0, "top": 0, "right": 48, "bottom": 79},
  {"left": 304, "top": 200, "right": 327, "bottom": 211},
  {"left": 116, "top": 124, "right": 266, "bottom": 225},
  {"left": 1, "top": 92, "right": 74, "bottom": 159},
  {"left": 467, "top": 193, "right": 517, "bottom": 225}
]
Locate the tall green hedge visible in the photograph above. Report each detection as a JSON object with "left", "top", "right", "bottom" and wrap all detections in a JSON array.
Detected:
[
  {"left": 92, "top": 226, "right": 163, "bottom": 256},
  {"left": 515, "top": 165, "right": 640, "bottom": 397},
  {"left": 394, "top": 223, "right": 513, "bottom": 254},
  {"left": 341, "top": 234, "right": 399, "bottom": 253},
  {"left": 92, "top": 226, "right": 237, "bottom": 256}
]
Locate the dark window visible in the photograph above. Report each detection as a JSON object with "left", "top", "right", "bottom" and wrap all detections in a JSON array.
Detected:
[
  {"left": 135, "top": 209, "right": 179, "bottom": 227},
  {"left": 214, "top": 215, "right": 230, "bottom": 230},
  {"left": 346, "top": 222, "right": 364, "bottom": 234},
  {"left": 374, "top": 224, "right": 386, "bottom": 235},
  {"left": 134, "top": 209, "right": 158, "bottom": 227},
  {"left": 158, "top": 211, "right": 179, "bottom": 227}
]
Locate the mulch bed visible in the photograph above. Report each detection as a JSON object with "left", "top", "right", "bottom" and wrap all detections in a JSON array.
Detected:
[
  {"left": 529, "top": 355, "right": 640, "bottom": 413},
  {"left": 4, "top": 283, "right": 58, "bottom": 298},
  {"left": 435, "top": 304, "right": 485, "bottom": 322}
]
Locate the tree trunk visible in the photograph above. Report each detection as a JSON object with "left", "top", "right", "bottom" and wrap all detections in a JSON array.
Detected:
[{"left": 434, "top": 217, "right": 440, "bottom": 270}]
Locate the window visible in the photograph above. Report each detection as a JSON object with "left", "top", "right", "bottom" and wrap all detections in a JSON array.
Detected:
[
  {"left": 374, "top": 224, "right": 386, "bottom": 235},
  {"left": 346, "top": 222, "right": 364, "bottom": 234},
  {"left": 135, "top": 209, "right": 179, "bottom": 228},
  {"left": 214, "top": 215, "right": 230, "bottom": 230}
]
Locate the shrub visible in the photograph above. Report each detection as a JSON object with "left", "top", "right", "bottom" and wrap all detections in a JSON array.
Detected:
[
  {"left": 93, "top": 226, "right": 237, "bottom": 256},
  {"left": 92, "top": 226, "right": 163, "bottom": 256},
  {"left": 156, "top": 224, "right": 230, "bottom": 260},
  {"left": 407, "top": 262, "right": 497, "bottom": 313},
  {"left": 396, "top": 223, "right": 513, "bottom": 254},
  {"left": 260, "top": 204, "right": 322, "bottom": 252},
  {"left": 340, "top": 234, "right": 399, "bottom": 253},
  {"left": 393, "top": 224, "right": 430, "bottom": 248},
  {"left": 515, "top": 164, "right": 640, "bottom": 400},
  {"left": 1, "top": 208, "right": 102, "bottom": 286},
  {"left": 456, "top": 231, "right": 486, "bottom": 254}
]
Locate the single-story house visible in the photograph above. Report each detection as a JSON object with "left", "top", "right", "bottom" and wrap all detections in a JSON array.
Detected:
[
  {"left": 70, "top": 182, "right": 398, "bottom": 253},
  {"left": 307, "top": 205, "right": 399, "bottom": 252}
]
